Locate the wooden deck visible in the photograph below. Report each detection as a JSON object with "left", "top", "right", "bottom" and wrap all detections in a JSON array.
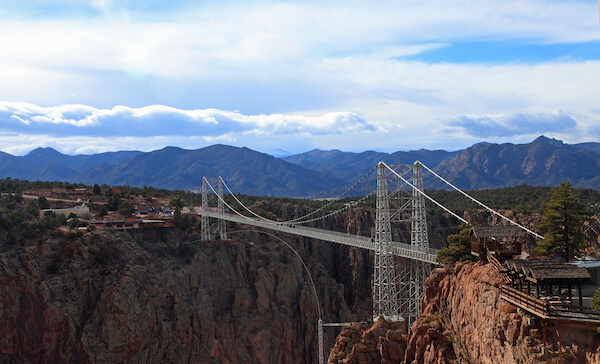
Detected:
[
  {"left": 501, "top": 282, "right": 600, "bottom": 324},
  {"left": 471, "top": 227, "right": 600, "bottom": 327}
]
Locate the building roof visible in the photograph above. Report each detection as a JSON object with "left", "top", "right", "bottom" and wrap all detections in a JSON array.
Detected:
[
  {"left": 504, "top": 259, "right": 591, "bottom": 281},
  {"left": 471, "top": 225, "right": 526, "bottom": 239},
  {"left": 569, "top": 260, "right": 600, "bottom": 268}
]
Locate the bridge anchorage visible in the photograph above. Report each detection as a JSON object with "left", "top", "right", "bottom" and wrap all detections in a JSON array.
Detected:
[{"left": 198, "top": 161, "right": 447, "bottom": 328}]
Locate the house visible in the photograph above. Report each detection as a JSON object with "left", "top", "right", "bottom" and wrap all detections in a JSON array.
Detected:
[
  {"left": 160, "top": 205, "right": 173, "bottom": 216},
  {"left": 91, "top": 219, "right": 173, "bottom": 231},
  {"left": 39, "top": 203, "right": 91, "bottom": 218},
  {"left": 135, "top": 206, "right": 151, "bottom": 216},
  {"left": 470, "top": 225, "right": 525, "bottom": 264}
]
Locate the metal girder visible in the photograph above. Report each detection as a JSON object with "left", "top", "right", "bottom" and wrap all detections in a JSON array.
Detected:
[
  {"left": 218, "top": 177, "right": 227, "bottom": 240},
  {"left": 373, "top": 162, "right": 400, "bottom": 321},
  {"left": 201, "top": 177, "right": 210, "bottom": 240}
]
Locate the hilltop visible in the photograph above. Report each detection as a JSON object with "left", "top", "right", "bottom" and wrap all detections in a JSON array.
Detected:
[{"left": 1, "top": 136, "right": 600, "bottom": 196}]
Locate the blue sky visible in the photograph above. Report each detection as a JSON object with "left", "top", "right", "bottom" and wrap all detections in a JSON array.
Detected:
[{"left": 0, "top": 0, "right": 599, "bottom": 156}]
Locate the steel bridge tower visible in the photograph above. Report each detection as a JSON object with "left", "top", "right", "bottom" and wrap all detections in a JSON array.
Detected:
[
  {"left": 373, "top": 162, "right": 400, "bottom": 320},
  {"left": 201, "top": 177, "right": 227, "bottom": 240},
  {"left": 201, "top": 177, "right": 209, "bottom": 240},
  {"left": 398, "top": 161, "right": 431, "bottom": 327},
  {"left": 217, "top": 177, "right": 227, "bottom": 240},
  {"left": 374, "top": 161, "right": 431, "bottom": 327}
]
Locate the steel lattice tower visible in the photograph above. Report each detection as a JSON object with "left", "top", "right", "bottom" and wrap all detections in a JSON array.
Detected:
[
  {"left": 376, "top": 161, "right": 431, "bottom": 328},
  {"left": 373, "top": 162, "right": 400, "bottom": 320},
  {"left": 405, "top": 162, "right": 431, "bottom": 327},
  {"left": 201, "top": 177, "right": 210, "bottom": 240},
  {"left": 217, "top": 177, "right": 227, "bottom": 240},
  {"left": 201, "top": 177, "right": 227, "bottom": 240}
]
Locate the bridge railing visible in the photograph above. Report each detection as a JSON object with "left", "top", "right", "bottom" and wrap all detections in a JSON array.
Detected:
[{"left": 199, "top": 210, "right": 440, "bottom": 264}]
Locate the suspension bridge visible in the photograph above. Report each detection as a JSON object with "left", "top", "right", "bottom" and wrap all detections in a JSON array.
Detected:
[{"left": 197, "top": 161, "right": 539, "bottom": 328}]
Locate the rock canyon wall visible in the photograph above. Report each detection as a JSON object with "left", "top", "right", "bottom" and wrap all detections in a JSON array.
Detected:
[
  {"left": 328, "top": 261, "right": 600, "bottom": 364},
  {"left": 0, "top": 229, "right": 354, "bottom": 363}
]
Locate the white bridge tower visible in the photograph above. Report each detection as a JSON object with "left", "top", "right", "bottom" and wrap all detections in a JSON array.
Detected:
[
  {"left": 201, "top": 177, "right": 227, "bottom": 240},
  {"left": 374, "top": 161, "right": 431, "bottom": 327}
]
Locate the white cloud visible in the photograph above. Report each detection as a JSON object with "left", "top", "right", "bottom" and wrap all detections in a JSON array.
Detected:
[
  {"left": 312, "top": 58, "right": 600, "bottom": 117},
  {"left": 0, "top": 1, "right": 599, "bottom": 154},
  {"left": 444, "top": 111, "right": 577, "bottom": 138},
  {"left": 1, "top": 1, "right": 598, "bottom": 79},
  {"left": 0, "top": 102, "right": 376, "bottom": 138}
]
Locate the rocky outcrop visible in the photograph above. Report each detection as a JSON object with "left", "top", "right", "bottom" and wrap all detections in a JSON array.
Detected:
[
  {"left": 0, "top": 230, "right": 353, "bottom": 363},
  {"left": 328, "top": 318, "right": 406, "bottom": 364},
  {"left": 328, "top": 261, "right": 600, "bottom": 363},
  {"left": 420, "top": 261, "right": 600, "bottom": 364}
]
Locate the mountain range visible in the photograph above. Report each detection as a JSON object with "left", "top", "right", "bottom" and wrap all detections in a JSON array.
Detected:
[{"left": 2, "top": 136, "right": 600, "bottom": 197}]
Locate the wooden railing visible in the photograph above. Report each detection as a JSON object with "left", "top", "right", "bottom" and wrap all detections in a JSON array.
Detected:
[
  {"left": 487, "top": 251, "right": 503, "bottom": 270},
  {"left": 501, "top": 285, "right": 600, "bottom": 323},
  {"left": 501, "top": 285, "right": 549, "bottom": 317}
]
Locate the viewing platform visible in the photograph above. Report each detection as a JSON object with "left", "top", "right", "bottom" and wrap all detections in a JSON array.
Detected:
[{"left": 470, "top": 225, "right": 600, "bottom": 327}]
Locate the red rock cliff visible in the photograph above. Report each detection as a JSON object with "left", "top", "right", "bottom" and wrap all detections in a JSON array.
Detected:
[
  {"left": 0, "top": 231, "right": 353, "bottom": 363},
  {"left": 328, "top": 261, "right": 600, "bottom": 363}
]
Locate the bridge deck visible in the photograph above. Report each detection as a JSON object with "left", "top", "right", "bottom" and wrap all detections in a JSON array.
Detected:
[{"left": 200, "top": 210, "right": 439, "bottom": 264}]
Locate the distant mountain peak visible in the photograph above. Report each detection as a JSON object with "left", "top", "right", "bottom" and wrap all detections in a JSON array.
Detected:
[
  {"left": 27, "top": 147, "right": 63, "bottom": 157},
  {"left": 157, "top": 146, "right": 185, "bottom": 152},
  {"left": 2, "top": 136, "right": 600, "bottom": 194},
  {"left": 471, "top": 141, "right": 492, "bottom": 148},
  {"left": 532, "top": 135, "right": 563, "bottom": 146}
]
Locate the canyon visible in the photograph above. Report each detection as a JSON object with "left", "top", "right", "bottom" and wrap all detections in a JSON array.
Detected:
[
  {"left": 1, "top": 196, "right": 599, "bottom": 363},
  {"left": 0, "top": 228, "right": 357, "bottom": 363}
]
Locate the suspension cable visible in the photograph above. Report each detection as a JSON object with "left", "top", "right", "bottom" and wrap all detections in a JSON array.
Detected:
[
  {"left": 206, "top": 177, "right": 369, "bottom": 230},
  {"left": 203, "top": 178, "right": 270, "bottom": 223},
  {"left": 218, "top": 175, "right": 377, "bottom": 226},
  {"left": 419, "top": 162, "right": 543, "bottom": 239},
  {"left": 291, "top": 190, "right": 376, "bottom": 225},
  {"left": 289, "top": 165, "right": 378, "bottom": 223},
  {"left": 214, "top": 165, "right": 377, "bottom": 225},
  {"left": 220, "top": 178, "right": 279, "bottom": 222},
  {"left": 381, "top": 162, "right": 469, "bottom": 225}
]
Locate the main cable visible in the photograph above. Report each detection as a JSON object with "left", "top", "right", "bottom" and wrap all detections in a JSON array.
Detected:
[
  {"left": 418, "top": 162, "right": 543, "bottom": 239},
  {"left": 381, "top": 162, "right": 469, "bottom": 225},
  {"left": 289, "top": 165, "right": 378, "bottom": 223},
  {"left": 215, "top": 165, "right": 378, "bottom": 224}
]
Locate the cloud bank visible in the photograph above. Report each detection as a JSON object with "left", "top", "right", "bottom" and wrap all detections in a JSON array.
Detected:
[
  {"left": 0, "top": 1, "right": 599, "bottom": 155},
  {"left": 446, "top": 111, "right": 577, "bottom": 138},
  {"left": 0, "top": 102, "right": 375, "bottom": 138},
  {"left": 0, "top": 101, "right": 596, "bottom": 158}
]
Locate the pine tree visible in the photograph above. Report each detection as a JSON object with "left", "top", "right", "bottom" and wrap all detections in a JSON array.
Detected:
[
  {"left": 436, "top": 224, "right": 475, "bottom": 265},
  {"left": 535, "top": 181, "right": 591, "bottom": 261},
  {"left": 93, "top": 184, "right": 101, "bottom": 195},
  {"left": 37, "top": 196, "right": 49, "bottom": 210}
]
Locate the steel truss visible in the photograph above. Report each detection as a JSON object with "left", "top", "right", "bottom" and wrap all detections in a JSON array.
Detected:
[
  {"left": 373, "top": 162, "right": 400, "bottom": 320},
  {"left": 375, "top": 161, "right": 431, "bottom": 327},
  {"left": 201, "top": 177, "right": 227, "bottom": 240}
]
